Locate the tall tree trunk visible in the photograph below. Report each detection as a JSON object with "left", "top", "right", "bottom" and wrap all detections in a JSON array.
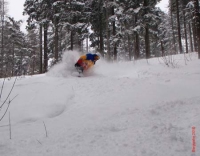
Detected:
[
  {"left": 145, "top": 25, "right": 150, "bottom": 59},
  {"left": 69, "top": 0, "right": 73, "bottom": 51},
  {"left": 54, "top": 23, "right": 59, "bottom": 62},
  {"left": 99, "top": 0, "right": 104, "bottom": 56},
  {"left": 59, "top": 26, "right": 63, "bottom": 53},
  {"left": 144, "top": 0, "right": 150, "bottom": 59},
  {"left": 170, "top": 7, "right": 177, "bottom": 54},
  {"left": 194, "top": 0, "right": 200, "bottom": 58},
  {"left": 0, "top": 0, "right": 5, "bottom": 77},
  {"left": 39, "top": 25, "right": 43, "bottom": 74},
  {"left": 134, "top": 14, "right": 140, "bottom": 60},
  {"left": 161, "top": 40, "right": 164, "bottom": 57},
  {"left": 99, "top": 22, "right": 104, "bottom": 56},
  {"left": 175, "top": 0, "right": 183, "bottom": 53},
  {"left": 106, "top": 0, "right": 111, "bottom": 60},
  {"left": 32, "top": 52, "right": 35, "bottom": 75},
  {"left": 86, "top": 36, "right": 89, "bottom": 53},
  {"left": 189, "top": 22, "right": 194, "bottom": 52},
  {"left": 54, "top": 5, "right": 59, "bottom": 63},
  {"left": 183, "top": 10, "right": 188, "bottom": 53},
  {"left": 12, "top": 43, "right": 14, "bottom": 76},
  {"left": 43, "top": 24, "right": 48, "bottom": 73},
  {"left": 128, "top": 35, "right": 131, "bottom": 60},
  {"left": 134, "top": 32, "right": 140, "bottom": 59},
  {"left": 191, "top": 9, "right": 198, "bottom": 52},
  {"left": 70, "top": 31, "right": 73, "bottom": 50},
  {"left": 192, "top": 18, "right": 198, "bottom": 52},
  {"left": 112, "top": 3, "right": 117, "bottom": 60}
]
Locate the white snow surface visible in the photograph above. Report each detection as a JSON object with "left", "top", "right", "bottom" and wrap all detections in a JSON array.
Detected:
[{"left": 0, "top": 51, "right": 200, "bottom": 156}]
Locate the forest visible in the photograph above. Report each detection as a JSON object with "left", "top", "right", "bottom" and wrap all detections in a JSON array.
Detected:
[{"left": 0, "top": 0, "right": 200, "bottom": 78}]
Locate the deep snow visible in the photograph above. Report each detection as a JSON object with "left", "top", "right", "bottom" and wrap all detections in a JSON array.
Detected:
[{"left": 0, "top": 51, "right": 200, "bottom": 156}]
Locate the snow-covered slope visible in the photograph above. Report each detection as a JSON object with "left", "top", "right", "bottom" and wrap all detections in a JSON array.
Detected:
[{"left": 0, "top": 52, "right": 200, "bottom": 156}]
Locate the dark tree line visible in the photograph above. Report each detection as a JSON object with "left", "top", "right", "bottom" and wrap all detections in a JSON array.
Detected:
[
  {"left": 0, "top": 0, "right": 40, "bottom": 78},
  {"left": 0, "top": 0, "right": 200, "bottom": 78},
  {"left": 168, "top": 0, "right": 200, "bottom": 58}
]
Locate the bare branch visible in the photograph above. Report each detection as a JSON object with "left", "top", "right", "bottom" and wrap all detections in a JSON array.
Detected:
[
  {"left": 0, "top": 101, "right": 11, "bottom": 121},
  {"left": 0, "top": 77, "right": 17, "bottom": 109},
  {"left": 43, "top": 121, "right": 48, "bottom": 137},
  {"left": 9, "top": 112, "right": 11, "bottom": 139}
]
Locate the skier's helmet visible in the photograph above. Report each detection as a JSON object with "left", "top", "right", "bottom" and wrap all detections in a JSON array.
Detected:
[{"left": 94, "top": 54, "right": 100, "bottom": 60}]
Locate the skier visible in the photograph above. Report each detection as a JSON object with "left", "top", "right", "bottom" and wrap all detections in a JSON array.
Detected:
[{"left": 75, "top": 53, "right": 100, "bottom": 73}]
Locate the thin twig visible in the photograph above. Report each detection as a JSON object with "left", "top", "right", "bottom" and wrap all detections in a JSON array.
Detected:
[
  {"left": 36, "top": 139, "right": 42, "bottom": 145},
  {"left": 43, "top": 121, "right": 48, "bottom": 138},
  {"left": 0, "top": 95, "right": 17, "bottom": 122},
  {"left": 0, "top": 77, "right": 17, "bottom": 109},
  {"left": 0, "top": 102, "right": 11, "bottom": 121},
  {"left": 9, "top": 112, "right": 11, "bottom": 139},
  {"left": 8, "top": 95, "right": 18, "bottom": 103}
]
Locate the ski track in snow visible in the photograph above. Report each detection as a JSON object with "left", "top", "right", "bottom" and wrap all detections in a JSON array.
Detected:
[{"left": 0, "top": 52, "right": 200, "bottom": 156}]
